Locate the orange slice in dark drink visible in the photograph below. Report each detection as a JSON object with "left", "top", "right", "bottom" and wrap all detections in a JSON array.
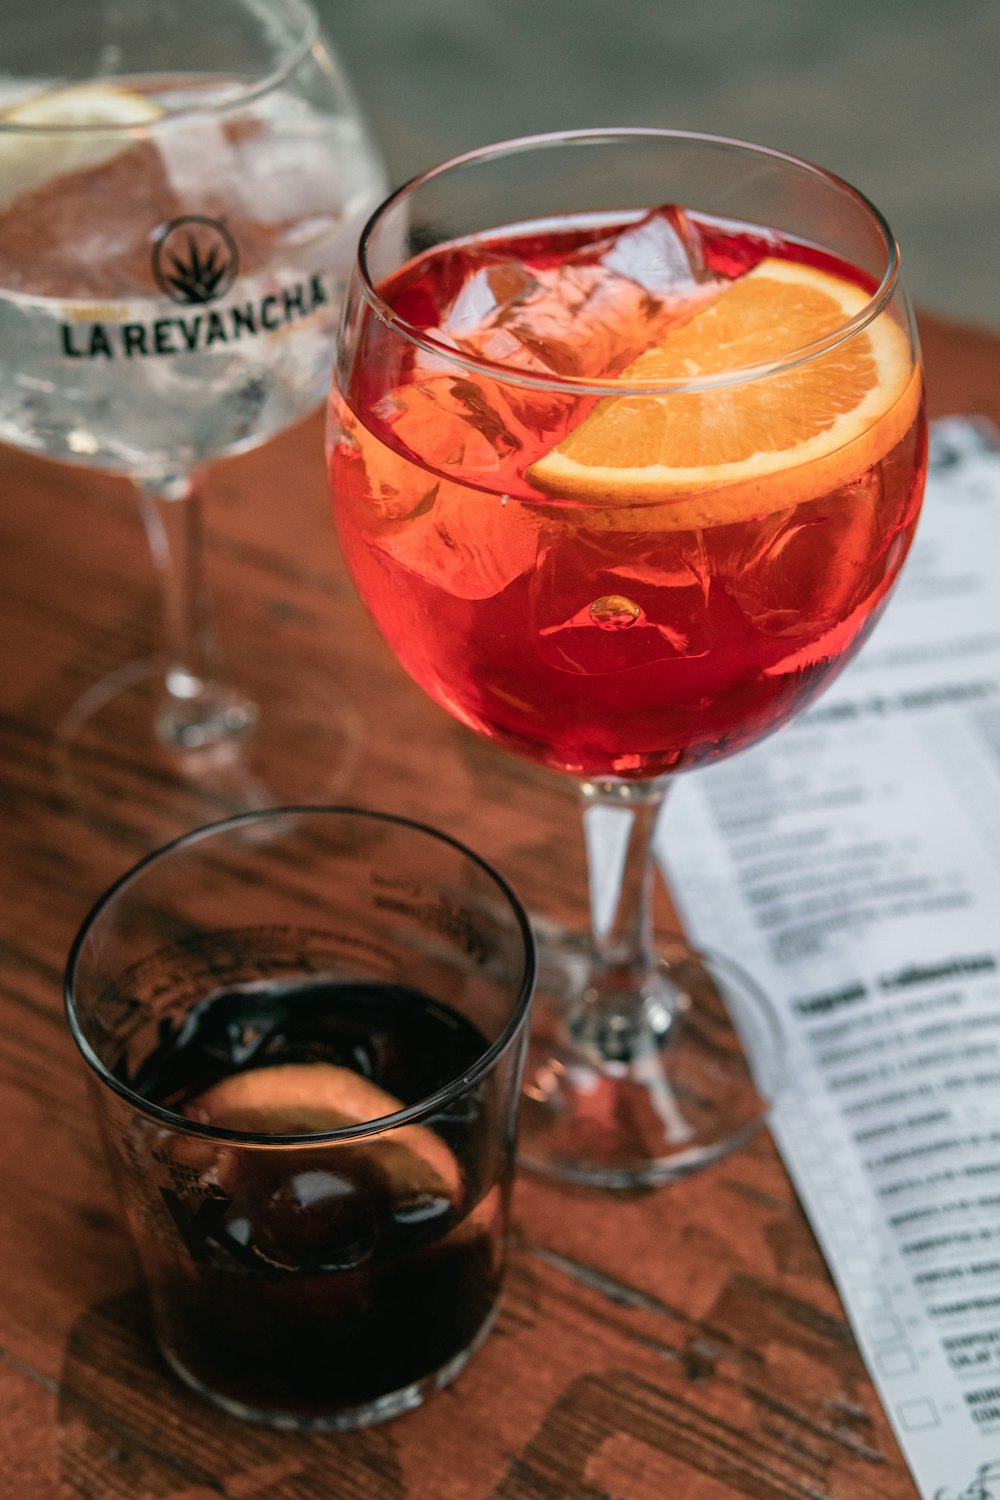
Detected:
[{"left": 181, "top": 1062, "right": 462, "bottom": 1200}]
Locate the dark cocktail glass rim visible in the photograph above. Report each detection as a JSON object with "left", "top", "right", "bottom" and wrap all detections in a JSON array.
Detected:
[
  {"left": 0, "top": 0, "right": 320, "bottom": 132},
  {"left": 65, "top": 805, "right": 537, "bottom": 1148},
  {"left": 355, "top": 126, "right": 903, "bottom": 398}
]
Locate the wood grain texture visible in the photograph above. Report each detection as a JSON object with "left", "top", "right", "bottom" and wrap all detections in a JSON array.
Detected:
[{"left": 0, "top": 313, "right": 989, "bottom": 1498}]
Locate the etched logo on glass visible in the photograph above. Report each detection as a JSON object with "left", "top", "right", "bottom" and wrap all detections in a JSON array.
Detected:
[{"left": 151, "top": 215, "right": 240, "bottom": 305}]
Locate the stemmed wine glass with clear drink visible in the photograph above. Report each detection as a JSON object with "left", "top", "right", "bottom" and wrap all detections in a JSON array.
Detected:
[
  {"left": 0, "top": 0, "right": 385, "bottom": 816},
  {"left": 327, "top": 130, "right": 927, "bottom": 1188}
]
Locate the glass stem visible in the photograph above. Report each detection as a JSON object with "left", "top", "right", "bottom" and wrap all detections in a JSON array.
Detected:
[
  {"left": 137, "top": 472, "right": 253, "bottom": 751},
  {"left": 573, "top": 776, "right": 676, "bottom": 1062}
]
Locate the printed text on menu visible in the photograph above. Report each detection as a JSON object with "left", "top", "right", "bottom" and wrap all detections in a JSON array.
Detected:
[{"left": 658, "top": 419, "right": 1000, "bottom": 1499}]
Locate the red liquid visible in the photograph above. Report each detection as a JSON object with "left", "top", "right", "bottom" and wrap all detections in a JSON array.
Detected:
[{"left": 328, "top": 211, "right": 926, "bottom": 779}]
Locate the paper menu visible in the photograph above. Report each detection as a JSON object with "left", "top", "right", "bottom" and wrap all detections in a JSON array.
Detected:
[{"left": 656, "top": 419, "right": 1000, "bottom": 1499}]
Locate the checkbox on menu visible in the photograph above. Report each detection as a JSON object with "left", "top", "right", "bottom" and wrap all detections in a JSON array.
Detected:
[
  {"left": 877, "top": 1346, "right": 918, "bottom": 1378},
  {"left": 897, "top": 1398, "right": 940, "bottom": 1431},
  {"left": 868, "top": 1314, "right": 905, "bottom": 1343},
  {"left": 794, "top": 1139, "right": 827, "bottom": 1162},
  {"left": 854, "top": 1284, "right": 890, "bottom": 1310}
]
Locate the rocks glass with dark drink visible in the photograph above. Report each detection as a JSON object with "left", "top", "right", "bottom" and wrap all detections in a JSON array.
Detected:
[{"left": 64, "top": 808, "right": 535, "bottom": 1430}]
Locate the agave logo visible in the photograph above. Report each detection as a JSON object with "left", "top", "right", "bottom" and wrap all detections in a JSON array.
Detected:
[
  {"left": 59, "top": 211, "right": 331, "bottom": 361},
  {"left": 152, "top": 215, "right": 240, "bottom": 305}
]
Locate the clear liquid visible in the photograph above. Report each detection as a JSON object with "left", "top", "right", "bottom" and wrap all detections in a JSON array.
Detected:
[{"left": 0, "top": 74, "right": 385, "bottom": 470}]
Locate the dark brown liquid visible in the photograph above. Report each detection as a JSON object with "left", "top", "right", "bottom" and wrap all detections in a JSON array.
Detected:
[{"left": 128, "top": 979, "right": 504, "bottom": 1421}]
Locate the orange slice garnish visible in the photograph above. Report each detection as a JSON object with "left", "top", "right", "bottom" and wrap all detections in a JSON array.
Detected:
[
  {"left": 182, "top": 1062, "right": 461, "bottom": 1199},
  {"left": 526, "top": 257, "right": 921, "bottom": 530},
  {"left": 0, "top": 83, "right": 163, "bottom": 208}
]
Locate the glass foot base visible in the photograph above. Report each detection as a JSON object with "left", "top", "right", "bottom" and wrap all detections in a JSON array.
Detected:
[
  {"left": 52, "top": 653, "right": 363, "bottom": 840},
  {"left": 155, "top": 672, "right": 259, "bottom": 752},
  {"left": 518, "top": 926, "right": 785, "bottom": 1189},
  {"left": 157, "top": 1304, "right": 498, "bottom": 1431}
]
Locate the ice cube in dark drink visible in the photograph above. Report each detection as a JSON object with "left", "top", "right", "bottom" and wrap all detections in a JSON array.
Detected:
[{"left": 123, "top": 978, "right": 504, "bottom": 1425}]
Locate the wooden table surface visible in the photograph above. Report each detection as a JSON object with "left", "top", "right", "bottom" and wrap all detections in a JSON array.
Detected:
[{"left": 0, "top": 313, "right": 992, "bottom": 1499}]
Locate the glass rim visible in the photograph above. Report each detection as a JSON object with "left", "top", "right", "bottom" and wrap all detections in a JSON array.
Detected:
[
  {"left": 0, "top": 0, "right": 320, "bottom": 135},
  {"left": 64, "top": 804, "right": 537, "bottom": 1148},
  {"left": 355, "top": 126, "right": 905, "bottom": 398}
]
